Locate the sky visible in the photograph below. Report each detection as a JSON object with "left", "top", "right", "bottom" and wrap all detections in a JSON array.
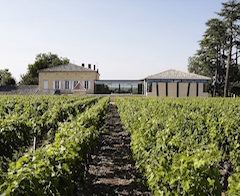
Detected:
[{"left": 0, "top": 0, "right": 224, "bottom": 82}]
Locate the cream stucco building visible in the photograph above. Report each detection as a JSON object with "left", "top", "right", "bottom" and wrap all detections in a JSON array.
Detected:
[{"left": 39, "top": 63, "right": 99, "bottom": 94}]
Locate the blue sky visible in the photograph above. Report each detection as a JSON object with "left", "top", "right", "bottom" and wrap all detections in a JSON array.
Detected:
[{"left": 0, "top": 0, "right": 223, "bottom": 82}]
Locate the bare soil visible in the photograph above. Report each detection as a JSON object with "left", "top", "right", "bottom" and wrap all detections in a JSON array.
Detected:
[{"left": 78, "top": 102, "right": 151, "bottom": 195}]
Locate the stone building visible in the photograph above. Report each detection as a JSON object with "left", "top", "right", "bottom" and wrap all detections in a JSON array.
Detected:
[
  {"left": 39, "top": 63, "right": 99, "bottom": 95},
  {"left": 143, "top": 69, "right": 210, "bottom": 97}
]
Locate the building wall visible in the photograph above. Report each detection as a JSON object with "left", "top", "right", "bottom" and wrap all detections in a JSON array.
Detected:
[
  {"left": 189, "top": 83, "right": 197, "bottom": 97},
  {"left": 179, "top": 83, "right": 188, "bottom": 97},
  {"left": 147, "top": 82, "right": 157, "bottom": 97},
  {"left": 39, "top": 71, "right": 99, "bottom": 94},
  {"left": 168, "top": 83, "right": 177, "bottom": 97},
  {"left": 158, "top": 82, "right": 166, "bottom": 97},
  {"left": 198, "top": 83, "right": 208, "bottom": 97},
  {"left": 147, "top": 82, "right": 208, "bottom": 98}
]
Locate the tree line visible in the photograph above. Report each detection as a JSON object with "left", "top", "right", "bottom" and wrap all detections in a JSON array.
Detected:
[
  {"left": 0, "top": 53, "right": 69, "bottom": 87},
  {"left": 188, "top": 0, "right": 240, "bottom": 97}
]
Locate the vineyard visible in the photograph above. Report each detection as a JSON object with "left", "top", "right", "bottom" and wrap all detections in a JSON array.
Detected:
[
  {"left": 0, "top": 95, "right": 239, "bottom": 195},
  {"left": 116, "top": 97, "right": 240, "bottom": 195},
  {"left": 0, "top": 95, "right": 109, "bottom": 195}
]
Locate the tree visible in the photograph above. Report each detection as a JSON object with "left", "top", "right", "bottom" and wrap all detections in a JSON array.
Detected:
[
  {"left": 188, "top": 18, "right": 227, "bottom": 96},
  {"left": 20, "top": 53, "right": 69, "bottom": 85},
  {"left": 188, "top": 0, "right": 240, "bottom": 97},
  {"left": 0, "top": 69, "right": 16, "bottom": 86},
  {"left": 188, "top": 50, "right": 213, "bottom": 77},
  {"left": 218, "top": 0, "right": 240, "bottom": 97},
  {"left": 202, "top": 18, "right": 228, "bottom": 96}
]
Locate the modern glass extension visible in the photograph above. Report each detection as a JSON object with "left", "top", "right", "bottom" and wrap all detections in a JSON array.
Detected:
[{"left": 94, "top": 80, "right": 144, "bottom": 94}]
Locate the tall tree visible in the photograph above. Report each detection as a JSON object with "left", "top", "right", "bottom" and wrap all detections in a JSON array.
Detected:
[
  {"left": 0, "top": 69, "right": 16, "bottom": 86},
  {"left": 189, "top": 0, "right": 240, "bottom": 97},
  {"left": 202, "top": 18, "right": 227, "bottom": 96},
  {"left": 188, "top": 18, "right": 227, "bottom": 96},
  {"left": 20, "top": 53, "right": 69, "bottom": 85},
  {"left": 218, "top": 0, "right": 240, "bottom": 97}
]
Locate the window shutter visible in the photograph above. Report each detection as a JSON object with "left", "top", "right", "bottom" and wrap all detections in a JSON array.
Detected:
[
  {"left": 82, "top": 81, "right": 85, "bottom": 88},
  {"left": 72, "top": 81, "right": 74, "bottom": 89},
  {"left": 88, "top": 81, "right": 91, "bottom": 90},
  {"left": 69, "top": 81, "right": 71, "bottom": 89},
  {"left": 53, "top": 81, "right": 55, "bottom": 89},
  {"left": 63, "top": 80, "right": 65, "bottom": 89},
  {"left": 59, "top": 81, "right": 61, "bottom": 89},
  {"left": 44, "top": 81, "right": 48, "bottom": 89}
]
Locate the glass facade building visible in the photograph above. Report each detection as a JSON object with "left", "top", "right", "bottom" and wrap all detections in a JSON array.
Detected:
[{"left": 94, "top": 80, "right": 144, "bottom": 94}]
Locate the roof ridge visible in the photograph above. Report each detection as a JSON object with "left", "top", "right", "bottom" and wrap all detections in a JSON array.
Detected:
[
  {"left": 146, "top": 69, "right": 211, "bottom": 80},
  {"left": 39, "top": 63, "right": 97, "bottom": 72}
]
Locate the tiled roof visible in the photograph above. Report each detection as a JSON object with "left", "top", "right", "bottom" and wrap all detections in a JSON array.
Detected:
[
  {"left": 146, "top": 69, "right": 211, "bottom": 80},
  {"left": 39, "top": 63, "right": 97, "bottom": 72}
]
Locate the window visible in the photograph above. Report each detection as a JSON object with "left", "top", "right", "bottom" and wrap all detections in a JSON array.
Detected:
[
  {"left": 166, "top": 82, "right": 168, "bottom": 97},
  {"left": 73, "top": 81, "right": 78, "bottom": 88},
  {"left": 203, "top": 83, "right": 208, "bottom": 92},
  {"left": 177, "top": 82, "right": 179, "bottom": 97},
  {"left": 83, "top": 81, "right": 91, "bottom": 90},
  {"left": 55, "top": 81, "right": 60, "bottom": 89},
  {"left": 65, "top": 81, "right": 70, "bottom": 89},
  {"left": 196, "top": 83, "right": 199, "bottom": 96},
  {"left": 187, "top": 83, "right": 190, "bottom": 97},
  {"left": 147, "top": 82, "right": 152, "bottom": 92}
]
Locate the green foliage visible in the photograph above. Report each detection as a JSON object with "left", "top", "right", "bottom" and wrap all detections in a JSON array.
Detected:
[
  {"left": 0, "top": 95, "right": 100, "bottom": 171},
  {"left": 20, "top": 53, "right": 69, "bottom": 85},
  {"left": 227, "top": 170, "right": 240, "bottom": 195},
  {"left": 188, "top": 0, "right": 240, "bottom": 97},
  {"left": 116, "top": 97, "right": 240, "bottom": 195},
  {"left": 0, "top": 96, "right": 109, "bottom": 195},
  {"left": 0, "top": 69, "right": 16, "bottom": 86}
]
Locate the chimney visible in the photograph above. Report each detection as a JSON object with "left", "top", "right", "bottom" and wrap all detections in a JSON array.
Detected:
[
  {"left": 88, "top": 64, "right": 91, "bottom": 69},
  {"left": 82, "top": 63, "right": 84, "bottom": 67},
  {"left": 94, "top": 65, "right": 96, "bottom": 70}
]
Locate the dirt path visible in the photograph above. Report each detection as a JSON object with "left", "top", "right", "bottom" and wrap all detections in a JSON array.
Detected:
[{"left": 78, "top": 102, "right": 151, "bottom": 195}]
